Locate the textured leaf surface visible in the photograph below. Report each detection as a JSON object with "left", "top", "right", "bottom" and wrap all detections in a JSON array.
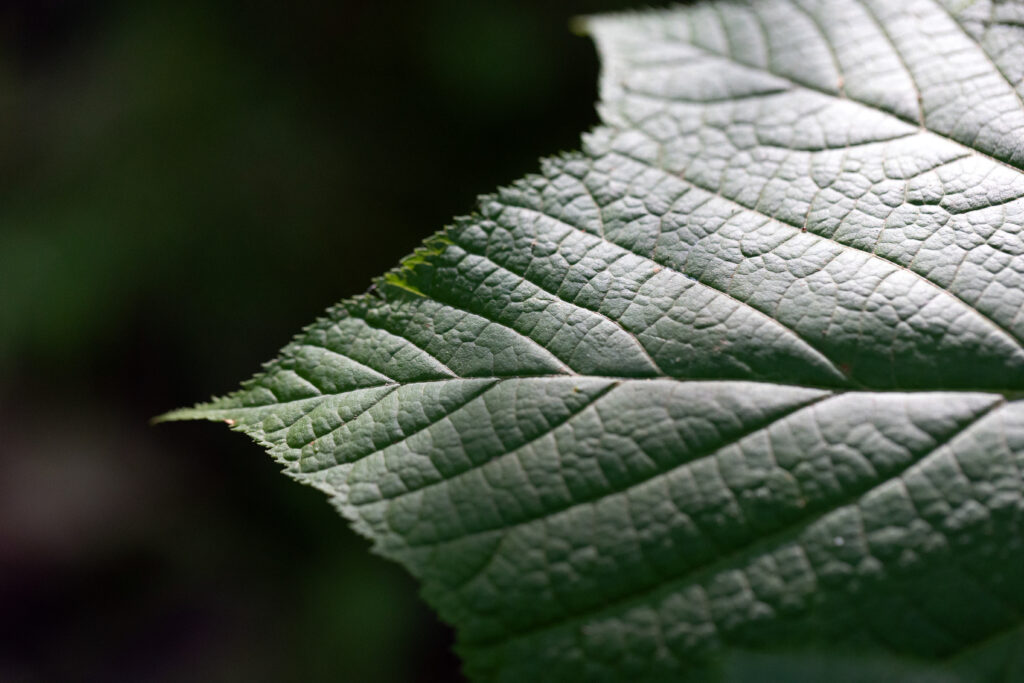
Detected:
[{"left": 165, "top": 1, "right": 1024, "bottom": 680}]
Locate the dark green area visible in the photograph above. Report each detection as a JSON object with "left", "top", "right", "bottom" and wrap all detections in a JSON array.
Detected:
[{"left": 0, "top": 1, "right": 643, "bottom": 680}]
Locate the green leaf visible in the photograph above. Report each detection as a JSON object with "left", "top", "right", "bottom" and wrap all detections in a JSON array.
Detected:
[{"left": 163, "top": 1, "right": 1024, "bottom": 680}]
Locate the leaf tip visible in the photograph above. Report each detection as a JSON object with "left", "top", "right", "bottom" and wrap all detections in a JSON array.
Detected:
[
  {"left": 149, "top": 407, "right": 198, "bottom": 425},
  {"left": 150, "top": 398, "right": 238, "bottom": 426}
]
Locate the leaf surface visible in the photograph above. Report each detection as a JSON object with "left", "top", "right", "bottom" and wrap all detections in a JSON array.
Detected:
[{"left": 165, "top": 1, "right": 1024, "bottom": 680}]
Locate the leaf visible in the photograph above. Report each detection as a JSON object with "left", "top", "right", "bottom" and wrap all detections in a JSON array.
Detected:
[{"left": 163, "top": 1, "right": 1024, "bottom": 680}]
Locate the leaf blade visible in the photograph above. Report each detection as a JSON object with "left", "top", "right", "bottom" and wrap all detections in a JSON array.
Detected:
[{"left": 170, "top": 1, "right": 1024, "bottom": 680}]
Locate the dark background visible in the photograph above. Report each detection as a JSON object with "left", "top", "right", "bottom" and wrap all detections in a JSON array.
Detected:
[{"left": 0, "top": 0, "right": 649, "bottom": 681}]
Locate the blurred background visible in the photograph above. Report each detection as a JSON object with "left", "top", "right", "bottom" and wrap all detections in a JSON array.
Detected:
[{"left": 0, "top": 0, "right": 646, "bottom": 681}]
